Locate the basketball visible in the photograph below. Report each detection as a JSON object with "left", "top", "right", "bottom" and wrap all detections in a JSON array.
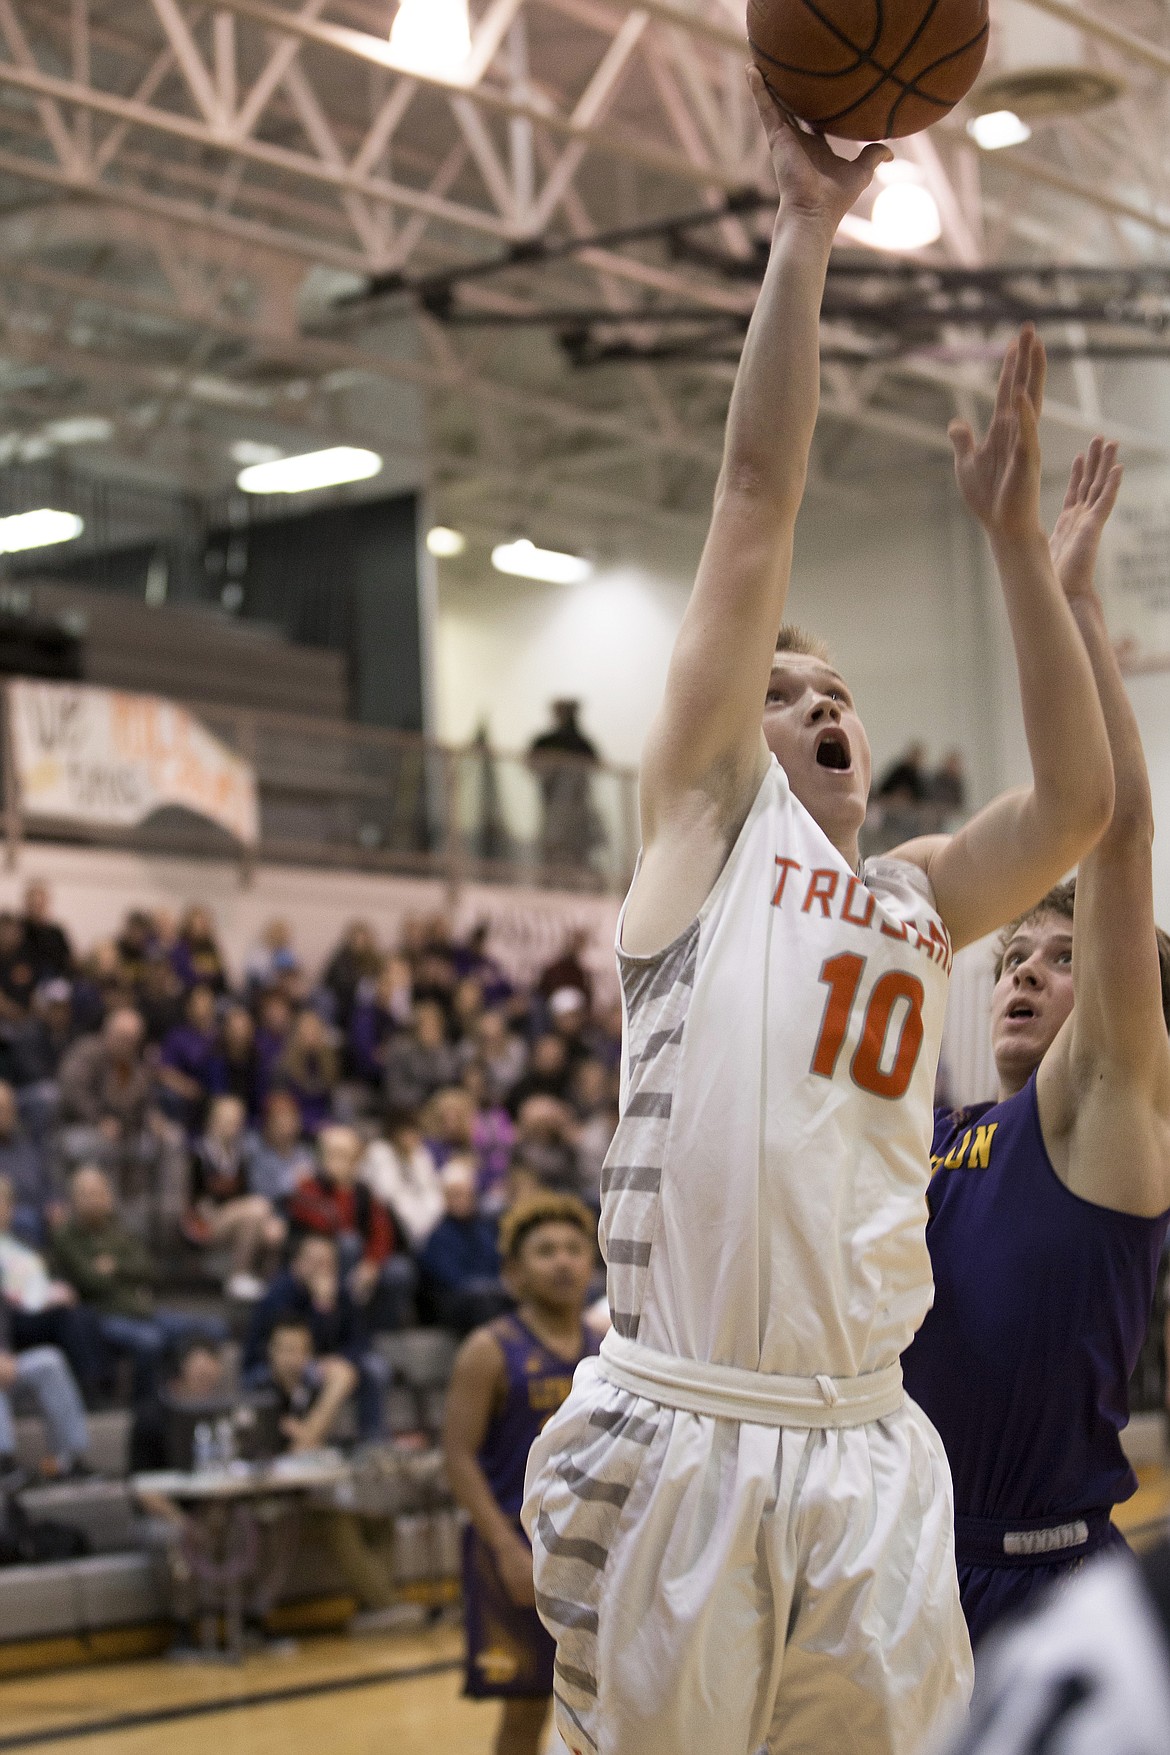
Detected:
[{"left": 747, "top": 0, "right": 990, "bottom": 140}]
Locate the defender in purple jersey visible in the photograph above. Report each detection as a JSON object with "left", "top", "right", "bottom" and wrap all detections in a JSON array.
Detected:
[
  {"left": 444, "top": 1193, "right": 600, "bottom": 1755},
  {"left": 903, "top": 437, "right": 1170, "bottom": 1651}
]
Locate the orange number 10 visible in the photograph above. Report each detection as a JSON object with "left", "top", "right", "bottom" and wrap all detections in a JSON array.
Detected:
[{"left": 812, "top": 953, "right": 926, "bottom": 1101}]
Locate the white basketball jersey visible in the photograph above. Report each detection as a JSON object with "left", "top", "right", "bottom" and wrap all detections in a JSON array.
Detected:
[{"left": 601, "top": 757, "right": 953, "bottom": 1379}]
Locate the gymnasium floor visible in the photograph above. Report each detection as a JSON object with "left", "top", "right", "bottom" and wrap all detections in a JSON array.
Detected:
[{"left": 2, "top": 1467, "right": 1168, "bottom": 1755}]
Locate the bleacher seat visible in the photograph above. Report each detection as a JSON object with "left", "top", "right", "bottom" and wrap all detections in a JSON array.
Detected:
[{"left": 0, "top": 1553, "right": 164, "bottom": 1642}]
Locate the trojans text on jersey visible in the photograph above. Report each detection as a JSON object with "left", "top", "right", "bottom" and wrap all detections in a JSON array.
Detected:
[{"left": 771, "top": 855, "right": 954, "bottom": 976}]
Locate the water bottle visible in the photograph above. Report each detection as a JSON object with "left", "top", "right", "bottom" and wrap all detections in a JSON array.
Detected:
[
  {"left": 214, "top": 1416, "right": 235, "bottom": 1466},
  {"left": 193, "top": 1421, "right": 213, "bottom": 1473}
]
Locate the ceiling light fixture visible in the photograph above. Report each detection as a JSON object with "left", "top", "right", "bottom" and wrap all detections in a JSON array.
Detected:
[
  {"left": 966, "top": 109, "right": 1032, "bottom": 150},
  {"left": 236, "top": 446, "right": 382, "bottom": 495},
  {"left": 0, "top": 508, "right": 84, "bottom": 554},
  {"left": 389, "top": 0, "right": 472, "bottom": 79},
  {"left": 427, "top": 526, "right": 467, "bottom": 558},
  {"left": 491, "top": 539, "right": 592, "bottom": 586},
  {"left": 869, "top": 183, "right": 942, "bottom": 252},
  {"left": 230, "top": 439, "right": 283, "bottom": 467}
]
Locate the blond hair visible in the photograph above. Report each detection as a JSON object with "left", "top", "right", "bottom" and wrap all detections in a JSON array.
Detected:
[{"left": 775, "top": 624, "right": 830, "bottom": 663}]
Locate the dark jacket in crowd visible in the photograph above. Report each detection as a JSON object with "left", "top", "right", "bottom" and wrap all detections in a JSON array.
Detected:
[
  {"left": 49, "top": 1217, "right": 155, "bottom": 1318},
  {"left": 243, "top": 1271, "right": 367, "bottom": 1373},
  {"left": 417, "top": 1214, "right": 500, "bottom": 1292}
]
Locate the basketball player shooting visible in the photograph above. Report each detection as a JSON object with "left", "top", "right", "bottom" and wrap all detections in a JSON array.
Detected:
[{"left": 522, "top": 71, "right": 1114, "bottom": 1755}]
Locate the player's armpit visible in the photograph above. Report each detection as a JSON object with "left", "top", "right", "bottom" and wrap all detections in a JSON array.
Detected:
[{"left": 1062, "top": 836, "right": 1170, "bottom": 1104}]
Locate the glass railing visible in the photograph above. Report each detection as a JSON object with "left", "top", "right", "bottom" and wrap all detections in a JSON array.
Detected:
[{"left": 2, "top": 695, "right": 642, "bottom": 896}]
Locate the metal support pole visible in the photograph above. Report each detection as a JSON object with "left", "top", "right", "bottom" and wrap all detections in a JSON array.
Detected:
[{"left": 2, "top": 684, "right": 23, "bottom": 873}]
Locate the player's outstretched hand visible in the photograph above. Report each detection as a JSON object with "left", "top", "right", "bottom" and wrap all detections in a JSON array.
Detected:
[
  {"left": 949, "top": 324, "right": 1047, "bottom": 542},
  {"left": 1050, "top": 435, "right": 1124, "bottom": 603},
  {"left": 748, "top": 65, "right": 892, "bottom": 232}
]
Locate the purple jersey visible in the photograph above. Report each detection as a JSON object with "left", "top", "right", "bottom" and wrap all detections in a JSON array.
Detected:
[
  {"left": 478, "top": 1313, "right": 600, "bottom": 1518},
  {"left": 903, "top": 1073, "right": 1169, "bottom": 1643},
  {"left": 463, "top": 1313, "right": 599, "bottom": 1700}
]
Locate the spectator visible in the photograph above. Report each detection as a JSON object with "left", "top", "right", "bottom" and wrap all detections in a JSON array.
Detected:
[
  {"left": 287, "top": 1124, "right": 414, "bottom": 1331},
  {"left": 185, "top": 1096, "right": 286, "bottom": 1301},
  {"left": 528, "top": 701, "right": 604, "bottom": 869},
  {"left": 244, "top": 1235, "right": 386, "bottom": 1441},
  {"left": 21, "top": 883, "right": 73, "bottom": 982},
  {"left": 273, "top": 1009, "right": 339, "bottom": 1134},
  {"left": 243, "top": 1090, "right": 314, "bottom": 1204},
  {"left": 538, "top": 929, "right": 594, "bottom": 1011},
  {"left": 129, "top": 1337, "right": 229, "bottom": 1473},
  {"left": 56, "top": 1007, "right": 186, "bottom": 1230},
  {"left": 451, "top": 977, "right": 485, "bottom": 1040},
  {"left": 422, "top": 1087, "right": 479, "bottom": 1175},
  {"left": 0, "top": 911, "right": 37, "bottom": 1021},
  {"left": 876, "top": 738, "right": 928, "bottom": 803},
  {"left": 170, "top": 906, "right": 227, "bottom": 995},
  {"left": 49, "top": 1167, "right": 225, "bottom": 1399},
  {"left": 0, "top": 1174, "right": 103, "bottom": 1401},
  {"left": 115, "top": 910, "right": 161, "bottom": 987},
  {"left": 157, "top": 986, "right": 225, "bottom": 1131},
  {"left": 218, "top": 1004, "right": 259, "bottom": 1115},
  {"left": 417, "top": 1162, "right": 507, "bottom": 1336},
  {"left": 321, "top": 922, "right": 381, "bottom": 1030},
  {"left": 461, "top": 1063, "right": 515, "bottom": 1215},
  {"left": 546, "top": 985, "right": 594, "bottom": 1069},
  {"left": 0, "top": 1301, "right": 89, "bottom": 1484},
  {"left": 509, "top": 1096, "right": 581, "bottom": 1200},
  {"left": 348, "top": 956, "right": 410, "bottom": 1086},
  {"left": 135, "top": 954, "right": 185, "bottom": 1044},
  {"left": 383, "top": 1000, "right": 461, "bottom": 1113},
  {"left": 506, "top": 1035, "right": 571, "bottom": 1114},
  {"left": 451, "top": 920, "right": 512, "bottom": 1009},
  {"left": 79, "top": 936, "right": 130, "bottom": 1018},
  {"left": 253, "top": 989, "right": 292, "bottom": 1109},
  {"left": 244, "top": 919, "right": 300, "bottom": 1000},
  {"left": 360, "top": 1109, "right": 444, "bottom": 1252},
  {"left": 252, "top": 1322, "right": 413, "bottom": 1633},
  {"left": 926, "top": 749, "right": 967, "bottom": 815},
  {"left": 0, "top": 1081, "right": 54, "bottom": 1241},
  {"left": 470, "top": 1009, "right": 526, "bottom": 1106},
  {"left": 252, "top": 1317, "right": 357, "bottom": 1455},
  {"left": 570, "top": 1059, "right": 617, "bottom": 1208},
  {"left": 11, "top": 977, "right": 79, "bottom": 1104}
]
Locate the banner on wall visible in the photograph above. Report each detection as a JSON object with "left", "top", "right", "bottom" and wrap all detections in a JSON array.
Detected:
[{"left": 8, "top": 681, "right": 259, "bottom": 847}]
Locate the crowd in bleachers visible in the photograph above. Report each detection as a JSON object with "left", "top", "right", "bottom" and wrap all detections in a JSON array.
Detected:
[{"left": 0, "top": 881, "right": 619, "bottom": 1485}]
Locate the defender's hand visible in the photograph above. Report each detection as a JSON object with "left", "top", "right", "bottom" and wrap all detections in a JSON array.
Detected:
[
  {"left": 949, "top": 325, "right": 1047, "bottom": 541},
  {"left": 748, "top": 66, "right": 892, "bottom": 233},
  {"left": 1050, "top": 435, "right": 1124, "bottom": 604}
]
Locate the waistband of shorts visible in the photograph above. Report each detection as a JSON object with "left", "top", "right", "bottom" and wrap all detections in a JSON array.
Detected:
[
  {"left": 954, "top": 1509, "right": 1115, "bottom": 1570},
  {"left": 594, "top": 1330, "right": 904, "bottom": 1428}
]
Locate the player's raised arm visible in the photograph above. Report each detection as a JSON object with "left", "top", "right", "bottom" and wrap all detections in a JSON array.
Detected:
[
  {"left": 1038, "top": 441, "right": 1170, "bottom": 1215},
  {"left": 892, "top": 328, "right": 1114, "bottom": 950},
  {"left": 636, "top": 74, "right": 890, "bottom": 850}
]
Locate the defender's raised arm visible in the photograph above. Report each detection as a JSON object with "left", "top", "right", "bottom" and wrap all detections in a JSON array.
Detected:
[
  {"left": 1040, "top": 440, "right": 1170, "bottom": 1217},
  {"left": 893, "top": 328, "right": 1114, "bottom": 949}
]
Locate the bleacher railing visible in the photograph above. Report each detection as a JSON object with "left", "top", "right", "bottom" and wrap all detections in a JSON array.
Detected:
[{"left": 1, "top": 695, "right": 642, "bottom": 896}]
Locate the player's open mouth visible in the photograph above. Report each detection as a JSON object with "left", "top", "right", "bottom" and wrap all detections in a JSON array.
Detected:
[
  {"left": 815, "top": 728, "right": 852, "bottom": 772},
  {"left": 1007, "top": 1003, "right": 1036, "bottom": 1021}
]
